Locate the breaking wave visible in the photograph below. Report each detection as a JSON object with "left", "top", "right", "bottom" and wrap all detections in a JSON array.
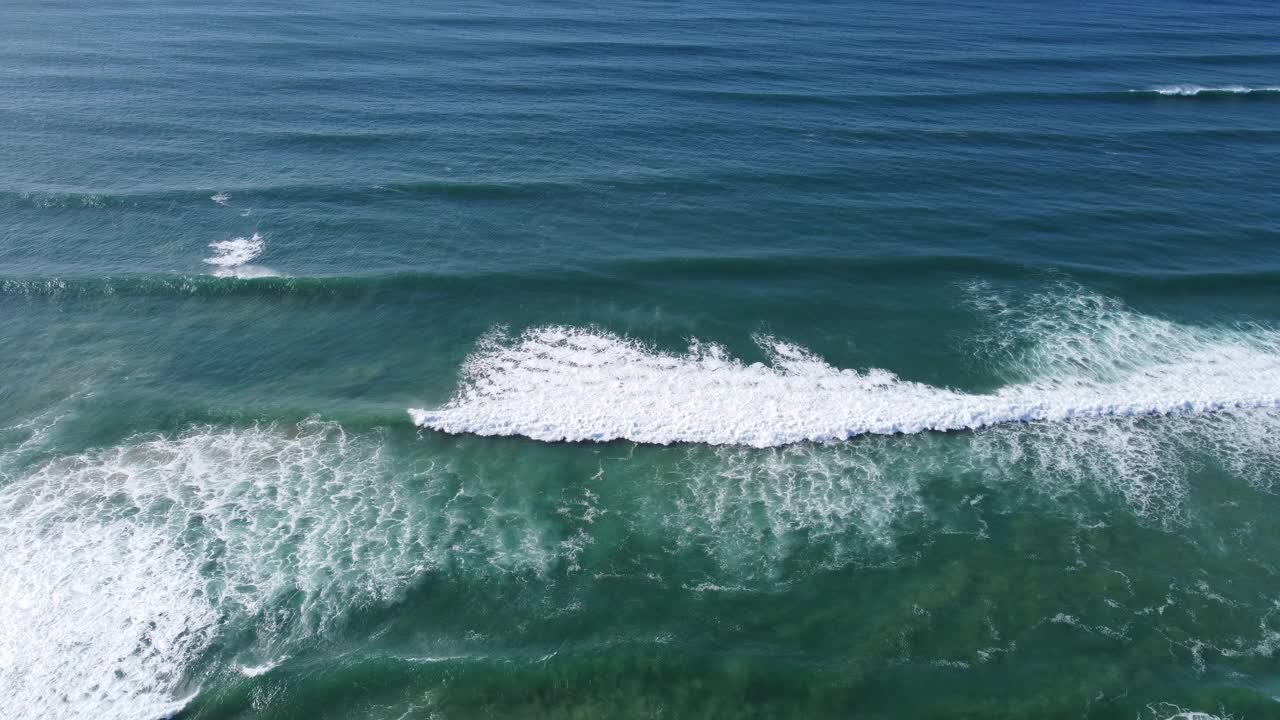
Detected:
[
  {"left": 410, "top": 287, "right": 1280, "bottom": 447},
  {"left": 1144, "top": 84, "right": 1280, "bottom": 96},
  {"left": 203, "top": 233, "right": 279, "bottom": 278}
]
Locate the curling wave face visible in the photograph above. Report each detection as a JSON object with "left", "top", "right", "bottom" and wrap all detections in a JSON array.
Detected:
[{"left": 410, "top": 288, "right": 1280, "bottom": 447}]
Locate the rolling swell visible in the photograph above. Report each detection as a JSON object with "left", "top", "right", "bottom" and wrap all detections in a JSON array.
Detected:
[
  {"left": 0, "top": 179, "right": 574, "bottom": 211},
  {"left": 5, "top": 259, "right": 1280, "bottom": 303}
]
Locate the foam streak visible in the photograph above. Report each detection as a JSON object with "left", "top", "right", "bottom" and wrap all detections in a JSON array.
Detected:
[{"left": 1145, "top": 84, "right": 1280, "bottom": 96}]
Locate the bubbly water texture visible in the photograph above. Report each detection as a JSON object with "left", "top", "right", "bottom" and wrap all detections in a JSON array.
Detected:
[
  {"left": 0, "top": 416, "right": 635, "bottom": 718},
  {"left": 6, "top": 405, "right": 1279, "bottom": 716},
  {"left": 203, "top": 233, "right": 264, "bottom": 267},
  {"left": 0, "top": 422, "right": 435, "bottom": 718},
  {"left": 412, "top": 289, "right": 1280, "bottom": 447}
]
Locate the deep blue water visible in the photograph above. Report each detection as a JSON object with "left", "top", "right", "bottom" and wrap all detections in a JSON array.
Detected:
[{"left": 1, "top": 1, "right": 1279, "bottom": 718}]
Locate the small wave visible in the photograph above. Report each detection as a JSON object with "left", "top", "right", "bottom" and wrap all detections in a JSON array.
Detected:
[
  {"left": 210, "top": 191, "right": 231, "bottom": 206},
  {"left": 1144, "top": 84, "right": 1280, "bottom": 96},
  {"left": 203, "top": 233, "right": 280, "bottom": 277},
  {"left": 204, "top": 233, "right": 264, "bottom": 267},
  {"left": 410, "top": 287, "right": 1280, "bottom": 447}
]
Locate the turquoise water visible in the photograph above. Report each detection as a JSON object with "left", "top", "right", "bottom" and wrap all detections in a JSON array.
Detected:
[{"left": 2, "top": 1, "right": 1280, "bottom": 717}]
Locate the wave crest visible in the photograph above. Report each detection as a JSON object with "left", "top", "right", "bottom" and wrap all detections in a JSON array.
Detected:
[
  {"left": 1146, "top": 84, "right": 1280, "bottom": 96},
  {"left": 202, "top": 233, "right": 281, "bottom": 278},
  {"left": 410, "top": 288, "right": 1280, "bottom": 447}
]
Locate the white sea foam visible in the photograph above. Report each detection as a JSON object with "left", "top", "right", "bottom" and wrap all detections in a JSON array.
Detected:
[
  {"left": 661, "top": 442, "right": 927, "bottom": 577},
  {"left": 1143, "top": 704, "right": 1233, "bottom": 720},
  {"left": 202, "top": 232, "right": 281, "bottom": 277},
  {"left": 1147, "top": 84, "right": 1280, "bottom": 96},
  {"left": 211, "top": 191, "right": 232, "bottom": 206},
  {"left": 0, "top": 509, "right": 216, "bottom": 719},
  {"left": 0, "top": 419, "right": 569, "bottom": 719},
  {"left": 409, "top": 291, "right": 1280, "bottom": 448},
  {"left": 204, "top": 233, "right": 264, "bottom": 267},
  {"left": 237, "top": 657, "right": 286, "bottom": 678}
]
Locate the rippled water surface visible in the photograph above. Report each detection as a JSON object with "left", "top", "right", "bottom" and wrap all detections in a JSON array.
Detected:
[{"left": 2, "top": 0, "right": 1279, "bottom": 718}]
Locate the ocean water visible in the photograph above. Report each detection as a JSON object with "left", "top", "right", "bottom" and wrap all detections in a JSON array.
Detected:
[{"left": 2, "top": 0, "right": 1279, "bottom": 717}]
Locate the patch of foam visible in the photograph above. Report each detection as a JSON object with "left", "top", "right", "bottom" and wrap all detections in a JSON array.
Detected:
[
  {"left": 652, "top": 413, "right": 1280, "bottom": 574},
  {"left": 0, "top": 419, "right": 571, "bottom": 719},
  {"left": 211, "top": 191, "right": 232, "bottom": 206},
  {"left": 969, "top": 414, "right": 1192, "bottom": 525},
  {"left": 203, "top": 233, "right": 281, "bottom": 278},
  {"left": 968, "top": 407, "right": 1280, "bottom": 529},
  {"left": 665, "top": 442, "right": 927, "bottom": 576},
  {"left": 409, "top": 289, "right": 1280, "bottom": 448},
  {"left": 204, "top": 233, "right": 264, "bottom": 267},
  {"left": 1143, "top": 704, "right": 1234, "bottom": 720},
  {"left": 1147, "top": 84, "right": 1280, "bottom": 96},
  {"left": 0, "top": 520, "right": 215, "bottom": 719}
]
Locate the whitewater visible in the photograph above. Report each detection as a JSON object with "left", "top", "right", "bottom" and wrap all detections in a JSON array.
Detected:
[
  {"left": 202, "top": 233, "right": 279, "bottom": 279},
  {"left": 411, "top": 289, "right": 1280, "bottom": 447},
  {"left": 1148, "top": 84, "right": 1280, "bottom": 96}
]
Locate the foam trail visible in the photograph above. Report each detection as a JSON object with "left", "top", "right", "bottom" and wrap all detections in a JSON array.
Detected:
[
  {"left": 410, "top": 291, "right": 1280, "bottom": 447},
  {"left": 210, "top": 191, "right": 232, "bottom": 206},
  {"left": 1145, "top": 85, "right": 1280, "bottom": 96}
]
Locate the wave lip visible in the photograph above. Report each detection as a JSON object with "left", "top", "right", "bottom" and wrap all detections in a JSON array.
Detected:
[
  {"left": 409, "top": 293, "right": 1280, "bottom": 448},
  {"left": 1145, "top": 84, "right": 1280, "bottom": 96}
]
